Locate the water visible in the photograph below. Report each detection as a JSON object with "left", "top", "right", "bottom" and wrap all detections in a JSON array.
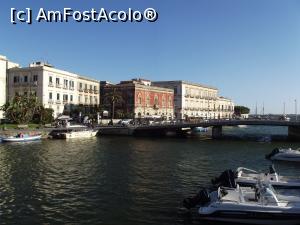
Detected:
[{"left": 1, "top": 126, "right": 300, "bottom": 225}]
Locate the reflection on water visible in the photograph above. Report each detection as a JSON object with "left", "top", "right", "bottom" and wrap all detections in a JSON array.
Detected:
[{"left": 0, "top": 130, "right": 300, "bottom": 224}]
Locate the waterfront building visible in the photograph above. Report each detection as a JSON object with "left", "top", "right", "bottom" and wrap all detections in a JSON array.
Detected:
[
  {"left": 100, "top": 78, "right": 174, "bottom": 119},
  {"left": 217, "top": 96, "right": 235, "bottom": 119},
  {"left": 7, "top": 62, "right": 100, "bottom": 117},
  {"left": 152, "top": 80, "right": 234, "bottom": 120},
  {"left": 0, "top": 55, "right": 19, "bottom": 119}
]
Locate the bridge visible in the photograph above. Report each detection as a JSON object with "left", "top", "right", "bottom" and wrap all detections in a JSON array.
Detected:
[{"left": 98, "top": 120, "right": 300, "bottom": 140}]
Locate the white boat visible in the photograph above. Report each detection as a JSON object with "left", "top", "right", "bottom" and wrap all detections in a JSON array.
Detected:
[
  {"left": 193, "top": 184, "right": 300, "bottom": 225},
  {"left": 1, "top": 134, "right": 42, "bottom": 142},
  {"left": 266, "top": 148, "right": 300, "bottom": 162},
  {"left": 50, "top": 128, "right": 98, "bottom": 139},
  {"left": 236, "top": 166, "right": 300, "bottom": 189}
]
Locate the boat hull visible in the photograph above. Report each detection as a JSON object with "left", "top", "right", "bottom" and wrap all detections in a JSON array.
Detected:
[{"left": 1, "top": 135, "right": 42, "bottom": 142}]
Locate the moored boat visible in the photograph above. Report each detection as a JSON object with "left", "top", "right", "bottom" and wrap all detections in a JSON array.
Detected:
[
  {"left": 49, "top": 128, "right": 98, "bottom": 139},
  {"left": 185, "top": 184, "right": 300, "bottom": 225},
  {"left": 266, "top": 148, "right": 300, "bottom": 162},
  {"left": 1, "top": 133, "right": 42, "bottom": 142},
  {"left": 235, "top": 166, "right": 300, "bottom": 189}
]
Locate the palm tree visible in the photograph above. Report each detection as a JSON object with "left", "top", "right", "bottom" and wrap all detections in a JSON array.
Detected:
[{"left": 103, "top": 88, "right": 123, "bottom": 121}]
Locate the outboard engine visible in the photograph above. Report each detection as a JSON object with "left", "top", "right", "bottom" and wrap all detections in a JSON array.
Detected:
[
  {"left": 183, "top": 189, "right": 210, "bottom": 209},
  {"left": 211, "top": 169, "right": 236, "bottom": 188},
  {"left": 265, "top": 148, "right": 279, "bottom": 159}
]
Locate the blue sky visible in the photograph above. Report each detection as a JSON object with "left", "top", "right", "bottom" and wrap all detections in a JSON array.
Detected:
[{"left": 0, "top": 0, "right": 300, "bottom": 114}]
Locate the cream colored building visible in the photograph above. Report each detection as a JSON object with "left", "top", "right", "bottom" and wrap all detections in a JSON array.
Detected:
[
  {"left": 217, "top": 97, "right": 235, "bottom": 119},
  {"left": 0, "top": 55, "right": 19, "bottom": 119},
  {"left": 7, "top": 62, "right": 100, "bottom": 117},
  {"left": 153, "top": 80, "right": 234, "bottom": 120}
]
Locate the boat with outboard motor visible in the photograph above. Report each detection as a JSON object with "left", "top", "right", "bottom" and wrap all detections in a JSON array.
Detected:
[
  {"left": 184, "top": 182, "right": 300, "bottom": 225},
  {"left": 49, "top": 127, "right": 98, "bottom": 139},
  {"left": 266, "top": 148, "right": 300, "bottom": 162},
  {"left": 235, "top": 166, "right": 300, "bottom": 189},
  {"left": 1, "top": 133, "right": 42, "bottom": 142}
]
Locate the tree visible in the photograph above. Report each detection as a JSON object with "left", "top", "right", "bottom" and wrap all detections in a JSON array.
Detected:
[
  {"left": 1, "top": 94, "right": 42, "bottom": 124},
  {"left": 234, "top": 106, "right": 250, "bottom": 116},
  {"left": 103, "top": 88, "right": 123, "bottom": 120}
]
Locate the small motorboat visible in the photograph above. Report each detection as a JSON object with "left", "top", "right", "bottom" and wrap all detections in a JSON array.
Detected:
[
  {"left": 184, "top": 183, "right": 300, "bottom": 225},
  {"left": 235, "top": 166, "right": 300, "bottom": 189},
  {"left": 49, "top": 128, "right": 98, "bottom": 139},
  {"left": 2, "top": 133, "right": 42, "bottom": 142},
  {"left": 266, "top": 148, "right": 300, "bottom": 162}
]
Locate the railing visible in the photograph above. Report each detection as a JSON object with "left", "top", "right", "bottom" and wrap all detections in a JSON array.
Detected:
[
  {"left": 48, "top": 82, "right": 54, "bottom": 87},
  {"left": 56, "top": 83, "right": 62, "bottom": 88}
]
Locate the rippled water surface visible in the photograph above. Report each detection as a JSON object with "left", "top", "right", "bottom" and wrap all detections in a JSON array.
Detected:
[{"left": 1, "top": 127, "right": 300, "bottom": 225}]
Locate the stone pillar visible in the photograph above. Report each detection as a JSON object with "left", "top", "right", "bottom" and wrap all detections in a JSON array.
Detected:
[
  {"left": 288, "top": 126, "right": 300, "bottom": 141},
  {"left": 212, "top": 126, "right": 223, "bottom": 139}
]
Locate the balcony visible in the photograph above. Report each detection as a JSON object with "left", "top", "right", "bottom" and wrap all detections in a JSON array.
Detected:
[
  {"left": 48, "top": 82, "right": 54, "bottom": 87},
  {"left": 63, "top": 100, "right": 68, "bottom": 104},
  {"left": 48, "top": 100, "right": 54, "bottom": 104},
  {"left": 84, "top": 89, "right": 88, "bottom": 93},
  {"left": 153, "top": 104, "right": 159, "bottom": 110},
  {"left": 63, "top": 85, "right": 68, "bottom": 90},
  {"left": 69, "top": 87, "right": 74, "bottom": 91},
  {"left": 79, "top": 88, "right": 83, "bottom": 92},
  {"left": 94, "top": 90, "right": 98, "bottom": 94},
  {"left": 56, "top": 83, "right": 62, "bottom": 88},
  {"left": 89, "top": 89, "right": 93, "bottom": 94},
  {"left": 56, "top": 100, "right": 61, "bottom": 104}
]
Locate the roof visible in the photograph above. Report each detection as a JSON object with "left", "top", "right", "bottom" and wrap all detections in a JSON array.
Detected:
[{"left": 152, "top": 80, "right": 218, "bottom": 90}]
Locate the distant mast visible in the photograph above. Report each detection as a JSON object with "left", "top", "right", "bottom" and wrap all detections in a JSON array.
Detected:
[
  {"left": 283, "top": 102, "right": 286, "bottom": 116},
  {"left": 255, "top": 102, "right": 258, "bottom": 116}
]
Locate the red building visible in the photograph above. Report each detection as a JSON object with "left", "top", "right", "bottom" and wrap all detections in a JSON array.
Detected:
[{"left": 101, "top": 79, "right": 174, "bottom": 119}]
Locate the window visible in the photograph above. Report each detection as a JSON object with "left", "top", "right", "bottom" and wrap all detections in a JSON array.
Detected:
[
  {"left": 13, "top": 76, "right": 19, "bottom": 83},
  {"left": 24, "top": 92, "right": 27, "bottom": 96},
  {"left": 57, "top": 93, "right": 60, "bottom": 100},
  {"left": 90, "top": 85, "right": 93, "bottom": 90},
  {"left": 78, "top": 95, "right": 82, "bottom": 103},
  {"left": 90, "top": 96, "right": 93, "bottom": 104},
  {"left": 33, "top": 75, "right": 38, "bottom": 82},
  {"left": 24, "top": 76, "right": 28, "bottom": 83},
  {"left": 162, "top": 95, "right": 166, "bottom": 107},
  {"left": 94, "top": 96, "right": 98, "bottom": 104},
  {"left": 146, "top": 94, "right": 150, "bottom": 106},
  {"left": 70, "top": 95, "right": 73, "bottom": 102},
  {"left": 85, "top": 84, "right": 87, "bottom": 90},
  {"left": 85, "top": 96, "right": 88, "bottom": 103},
  {"left": 49, "top": 76, "right": 53, "bottom": 83},
  {"left": 49, "top": 92, "right": 52, "bottom": 99},
  {"left": 79, "top": 83, "right": 83, "bottom": 89},
  {"left": 56, "top": 78, "right": 60, "bottom": 84},
  {"left": 168, "top": 96, "right": 172, "bottom": 107},
  {"left": 64, "top": 79, "right": 68, "bottom": 88},
  {"left": 63, "top": 94, "right": 68, "bottom": 101},
  {"left": 154, "top": 95, "right": 159, "bottom": 105},
  {"left": 138, "top": 93, "right": 142, "bottom": 105},
  {"left": 94, "top": 86, "right": 97, "bottom": 91}
]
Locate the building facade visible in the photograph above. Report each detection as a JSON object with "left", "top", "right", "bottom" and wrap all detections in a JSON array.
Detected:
[
  {"left": 217, "top": 97, "right": 235, "bottom": 119},
  {"left": 101, "top": 79, "right": 174, "bottom": 119},
  {"left": 0, "top": 55, "right": 19, "bottom": 119},
  {"left": 153, "top": 80, "right": 234, "bottom": 120},
  {"left": 7, "top": 62, "right": 100, "bottom": 117}
]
